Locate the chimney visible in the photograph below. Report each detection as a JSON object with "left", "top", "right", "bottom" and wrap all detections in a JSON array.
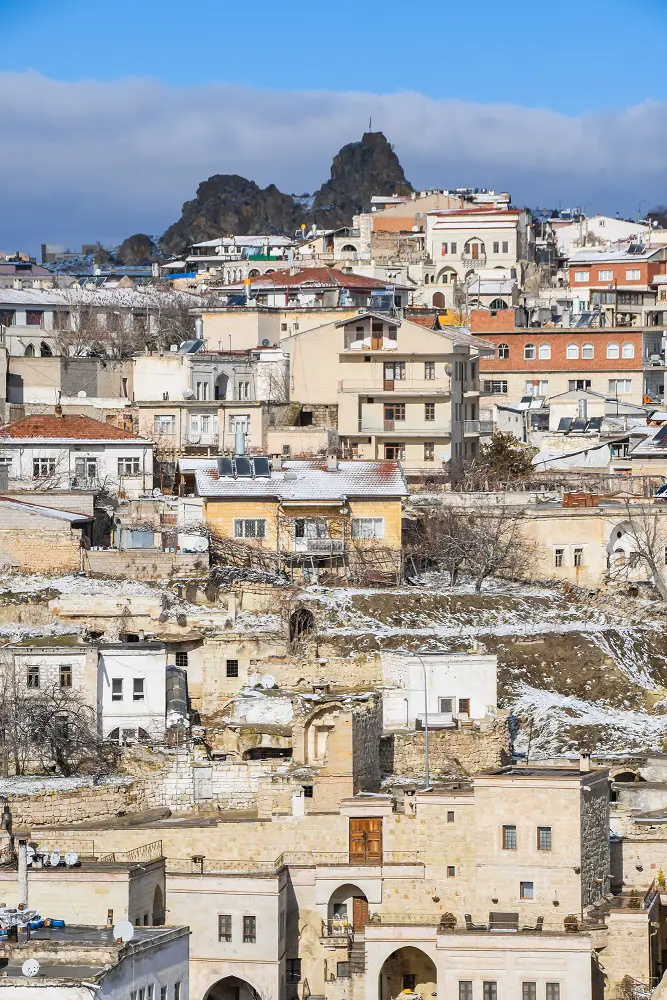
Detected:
[
  {"left": 579, "top": 752, "right": 592, "bottom": 773},
  {"left": 327, "top": 454, "right": 338, "bottom": 472},
  {"left": 55, "top": 389, "right": 63, "bottom": 417}
]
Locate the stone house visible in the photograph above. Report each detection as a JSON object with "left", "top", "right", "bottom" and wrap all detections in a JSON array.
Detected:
[
  {"left": 98, "top": 641, "right": 168, "bottom": 744},
  {"left": 0, "top": 494, "right": 93, "bottom": 573}
]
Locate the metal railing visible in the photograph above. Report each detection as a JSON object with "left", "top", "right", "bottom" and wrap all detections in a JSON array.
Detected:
[
  {"left": 358, "top": 423, "right": 451, "bottom": 436},
  {"left": 339, "top": 378, "right": 451, "bottom": 393},
  {"left": 322, "top": 919, "right": 353, "bottom": 940},
  {"left": 167, "top": 850, "right": 424, "bottom": 876},
  {"left": 166, "top": 857, "right": 279, "bottom": 875},
  {"left": 98, "top": 840, "right": 163, "bottom": 864}
]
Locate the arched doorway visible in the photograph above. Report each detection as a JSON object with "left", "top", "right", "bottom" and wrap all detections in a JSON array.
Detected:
[
  {"left": 328, "top": 883, "right": 369, "bottom": 933},
  {"left": 24, "top": 343, "right": 36, "bottom": 357},
  {"left": 215, "top": 372, "right": 229, "bottom": 400},
  {"left": 152, "top": 884, "right": 164, "bottom": 925},
  {"left": 40, "top": 341, "right": 53, "bottom": 356},
  {"left": 289, "top": 607, "right": 315, "bottom": 647},
  {"left": 432, "top": 292, "right": 445, "bottom": 308},
  {"left": 205, "top": 977, "right": 262, "bottom": 1000},
  {"left": 379, "top": 947, "right": 437, "bottom": 1000}
]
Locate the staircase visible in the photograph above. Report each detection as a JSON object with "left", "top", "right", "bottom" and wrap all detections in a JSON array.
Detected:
[{"left": 349, "top": 936, "right": 366, "bottom": 975}]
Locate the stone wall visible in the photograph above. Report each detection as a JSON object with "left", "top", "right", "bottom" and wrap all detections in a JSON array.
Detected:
[
  {"left": 353, "top": 696, "right": 382, "bottom": 792},
  {"left": 380, "top": 716, "right": 511, "bottom": 778},
  {"left": 0, "top": 529, "right": 82, "bottom": 573},
  {"left": 4, "top": 778, "right": 161, "bottom": 827},
  {"left": 84, "top": 549, "right": 207, "bottom": 580},
  {"left": 580, "top": 775, "right": 611, "bottom": 908}
]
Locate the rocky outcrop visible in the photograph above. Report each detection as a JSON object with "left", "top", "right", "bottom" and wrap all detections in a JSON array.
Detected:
[{"left": 116, "top": 233, "right": 159, "bottom": 265}]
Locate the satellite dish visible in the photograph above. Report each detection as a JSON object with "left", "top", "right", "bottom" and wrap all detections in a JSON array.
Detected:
[
  {"left": 261, "top": 674, "right": 276, "bottom": 690},
  {"left": 182, "top": 388, "right": 195, "bottom": 398},
  {"left": 22, "top": 959, "right": 40, "bottom": 978},
  {"left": 261, "top": 338, "right": 270, "bottom": 347},
  {"left": 113, "top": 920, "right": 135, "bottom": 943},
  {"left": 248, "top": 672, "right": 260, "bottom": 688},
  {"left": 25, "top": 846, "right": 35, "bottom": 865},
  {"left": 50, "top": 851, "right": 60, "bottom": 868},
  {"left": 65, "top": 851, "right": 79, "bottom": 867},
  {"left": 77, "top": 390, "right": 87, "bottom": 398}
]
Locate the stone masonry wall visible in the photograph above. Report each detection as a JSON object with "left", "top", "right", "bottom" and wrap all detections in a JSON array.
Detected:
[
  {"left": 580, "top": 775, "right": 611, "bottom": 908},
  {"left": 84, "top": 549, "right": 207, "bottom": 581},
  {"left": 0, "top": 530, "right": 82, "bottom": 574},
  {"left": 352, "top": 696, "right": 382, "bottom": 792},
  {"left": 380, "top": 716, "right": 511, "bottom": 778}
]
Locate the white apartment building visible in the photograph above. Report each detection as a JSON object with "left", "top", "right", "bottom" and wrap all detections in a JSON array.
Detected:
[
  {"left": 381, "top": 650, "right": 498, "bottom": 729},
  {"left": 98, "top": 641, "right": 168, "bottom": 743}
]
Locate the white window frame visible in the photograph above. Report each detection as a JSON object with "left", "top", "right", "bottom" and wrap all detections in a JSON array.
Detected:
[
  {"left": 626, "top": 269, "right": 641, "bottom": 281},
  {"left": 606, "top": 342, "right": 620, "bottom": 359},
  {"left": 538, "top": 344, "right": 551, "bottom": 360},
  {"left": 524, "top": 343, "right": 536, "bottom": 360},
  {"left": 598, "top": 269, "right": 613, "bottom": 281},
  {"left": 118, "top": 457, "right": 140, "bottom": 476},
  {"left": 154, "top": 415, "right": 175, "bottom": 434},
  {"left": 573, "top": 271, "right": 588, "bottom": 283},
  {"left": 609, "top": 378, "right": 632, "bottom": 395},
  {"left": 566, "top": 343, "right": 579, "bottom": 359},
  {"left": 234, "top": 518, "right": 267, "bottom": 540},
  {"left": 351, "top": 517, "right": 384, "bottom": 539},
  {"left": 622, "top": 342, "right": 635, "bottom": 358},
  {"left": 581, "top": 342, "right": 594, "bottom": 360}
]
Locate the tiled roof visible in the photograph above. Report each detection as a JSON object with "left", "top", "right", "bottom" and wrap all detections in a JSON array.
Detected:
[
  {"left": 0, "top": 414, "right": 148, "bottom": 443},
  {"left": 246, "top": 267, "right": 391, "bottom": 291},
  {"left": 190, "top": 459, "right": 409, "bottom": 500}
]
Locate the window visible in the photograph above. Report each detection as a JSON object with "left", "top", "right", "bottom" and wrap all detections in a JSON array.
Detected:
[
  {"left": 622, "top": 342, "right": 635, "bottom": 358},
  {"left": 303, "top": 785, "right": 313, "bottom": 798},
  {"left": 451, "top": 242, "right": 457, "bottom": 254},
  {"left": 447, "top": 810, "right": 455, "bottom": 823},
  {"left": 526, "top": 380, "right": 548, "bottom": 396},
  {"left": 229, "top": 415, "right": 250, "bottom": 433},
  {"left": 554, "top": 548, "right": 565, "bottom": 568},
  {"left": 598, "top": 269, "right": 613, "bottom": 281},
  {"left": 520, "top": 881, "right": 534, "bottom": 899},
  {"left": 581, "top": 342, "right": 594, "bottom": 359},
  {"left": 60, "top": 663, "right": 72, "bottom": 688},
  {"left": 566, "top": 343, "right": 579, "bottom": 360},
  {"left": 174, "top": 984, "right": 181, "bottom": 1000},
  {"left": 458, "top": 698, "right": 470, "bottom": 714},
  {"left": 502, "top": 824, "right": 517, "bottom": 849},
  {"left": 111, "top": 678, "right": 123, "bottom": 701},
  {"left": 425, "top": 402, "right": 435, "bottom": 421},
  {"left": 0, "top": 310, "right": 15, "bottom": 327},
  {"left": 195, "top": 380, "right": 209, "bottom": 400},
  {"left": 425, "top": 361, "right": 435, "bottom": 380},
  {"left": 118, "top": 457, "right": 140, "bottom": 475},
  {"left": 133, "top": 678, "right": 145, "bottom": 702},
  {"left": 459, "top": 983, "right": 473, "bottom": 1000},
  {"left": 618, "top": 292, "right": 642, "bottom": 305},
  {"left": 439, "top": 697, "right": 454, "bottom": 713},
  {"left": 161, "top": 989, "right": 168, "bottom": 1000},
  {"left": 384, "top": 402, "right": 405, "bottom": 421},
  {"left": 568, "top": 379, "right": 591, "bottom": 390},
  {"left": 237, "top": 381, "right": 251, "bottom": 400},
  {"left": 351, "top": 517, "right": 384, "bottom": 539},
  {"left": 537, "top": 826, "right": 552, "bottom": 851},
  {"left": 287, "top": 959, "right": 302, "bottom": 984},
  {"left": 384, "top": 442, "right": 405, "bottom": 460},
  {"left": 522, "top": 984, "right": 537, "bottom": 1000},
  {"left": 483, "top": 983, "right": 497, "bottom": 1000},
  {"left": 626, "top": 269, "right": 641, "bottom": 281},
  {"left": 609, "top": 379, "right": 632, "bottom": 394},
  {"left": 403, "top": 976, "right": 417, "bottom": 992},
  {"left": 234, "top": 519, "right": 266, "bottom": 539},
  {"left": 26, "top": 665, "right": 40, "bottom": 689},
  {"left": 497, "top": 343, "right": 509, "bottom": 360},
  {"left": 424, "top": 442, "right": 435, "bottom": 462},
  {"left": 447, "top": 865, "right": 456, "bottom": 877},
  {"left": 337, "top": 962, "right": 351, "bottom": 979},
  {"left": 502, "top": 241, "right": 509, "bottom": 254},
  {"left": 483, "top": 380, "right": 508, "bottom": 394},
  {"left": 493, "top": 241, "right": 500, "bottom": 254},
  {"left": 573, "top": 547, "right": 584, "bottom": 567},
  {"left": 139, "top": 987, "right": 146, "bottom": 1000},
  {"left": 148, "top": 987, "right": 154, "bottom": 1000},
  {"left": 226, "top": 659, "right": 239, "bottom": 678},
  {"left": 524, "top": 343, "right": 536, "bottom": 360},
  {"left": 538, "top": 344, "right": 551, "bottom": 360},
  {"left": 154, "top": 415, "right": 175, "bottom": 434},
  {"left": 175, "top": 651, "right": 188, "bottom": 667},
  {"left": 26, "top": 310, "right": 43, "bottom": 327},
  {"left": 243, "top": 915, "right": 256, "bottom": 943},
  {"left": 201, "top": 415, "right": 211, "bottom": 436},
  {"left": 546, "top": 985, "right": 560, "bottom": 1000},
  {"left": 384, "top": 361, "right": 406, "bottom": 381},
  {"left": 32, "top": 457, "right": 56, "bottom": 478},
  {"left": 573, "top": 271, "right": 588, "bottom": 282},
  {"left": 218, "top": 914, "right": 232, "bottom": 942},
  {"left": 607, "top": 342, "right": 620, "bottom": 359},
  {"left": 441, "top": 243, "right": 448, "bottom": 255}
]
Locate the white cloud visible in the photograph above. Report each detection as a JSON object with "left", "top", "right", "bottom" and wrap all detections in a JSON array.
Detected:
[{"left": 4, "top": 71, "right": 667, "bottom": 252}]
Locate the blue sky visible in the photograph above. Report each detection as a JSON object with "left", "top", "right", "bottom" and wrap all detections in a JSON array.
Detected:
[{"left": 2, "top": 0, "right": 667, "bottom": 251}]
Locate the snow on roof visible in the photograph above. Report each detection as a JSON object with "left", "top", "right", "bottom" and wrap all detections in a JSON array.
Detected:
[
  {"left": 568, "top": 244, "right": 662, "bottom": 264},
  {"left": 0, "top": 413, "right": 150, "bottom": 443},
  {"left": 190, "top": 459, "right": 408, "bottom": 500},
  {"left": 0, "top": 496, "right": 92, "bottom": 523},
  {"left": 0, "top": 286, "right": 207, "bottom": 308},
  {"left": 629, "top": 423, "right": 667, "bottom": 458}
]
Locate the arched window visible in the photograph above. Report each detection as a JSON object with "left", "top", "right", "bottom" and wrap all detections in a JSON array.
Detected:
[
  {"left": 524, "top": 343, "right": 536, "bottom": 360},
  {"left": 607, "top": 342, "right": 620, "bottom": 359},
  {"left": 248, "top": 269, "right": 260, "bottom": 278},
  {"left": 489, "top": 298, "right": 508, "bottom": 310},
  {"left": 340, "top": 244, "right": 358, "bottom": 253},
  {"left": 24, "top": 343, "right": 36, "bottom": 357},
  {"left": 497, "top": 343, "right": 510, "bottom": 360},
  {"left": 622, "top": 342, "right": 635, "bottom": 358},
  {"left": 432, "top": 292, "right": 446, "bottom": 308},
  {"left": 566, "top": 343, "right": 579, "bottom": 360},
  {"left": 40, "top": 341, "right": 53, "bottom": 357},
  {"left": 582, "top": 342, "right": 594, "bottom": 359},
  {"left": 538, "top": 344, "right": 551, "bottom": 360}
]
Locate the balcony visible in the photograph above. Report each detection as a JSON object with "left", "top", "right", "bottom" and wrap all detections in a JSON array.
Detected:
[
  {"left": 461, "top": 253, "right": 487, "bottom": 267},
  {"left": 343, "top": 338, "right": 398, "bottom": 352},
  {"left": 358, "top": 422, "right": 451, "bottom": 437},
  {"left": 294, "top": 538, "right": 345, "bottom": 554},
  {"left": 463, "top": 419, "right": 493, "bottom": 435},
  {"left": 339, "top": 378, "right": 451, "bottom": 395}
]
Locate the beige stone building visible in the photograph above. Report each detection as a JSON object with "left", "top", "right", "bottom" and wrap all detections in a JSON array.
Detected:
[{"left": 283, "top": 312, "right": 492, "bottom": 469}]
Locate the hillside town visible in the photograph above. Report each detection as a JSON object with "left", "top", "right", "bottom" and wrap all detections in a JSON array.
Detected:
[{"left": 4, "top": 133, "right": 667, "bottom": 1000}]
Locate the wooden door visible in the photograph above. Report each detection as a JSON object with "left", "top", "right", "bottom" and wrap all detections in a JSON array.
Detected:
[
  {"left": 471, "top": 242, "right": 479, "bottom": 259},
  {"left": 352, "top": 896, "right": 369, "bottom": 931},
  {"left": 349, "top": 817, "right": 383, "bottom": 863}
]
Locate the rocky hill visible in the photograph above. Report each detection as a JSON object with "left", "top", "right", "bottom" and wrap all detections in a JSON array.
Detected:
[{"left": 160, "top": 131, "right": 414, "bottom": 256}]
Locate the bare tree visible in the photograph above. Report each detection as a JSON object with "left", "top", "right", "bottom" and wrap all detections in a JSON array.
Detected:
[{"left": 607, "top": 502, "right": 667, "bottom": 601}]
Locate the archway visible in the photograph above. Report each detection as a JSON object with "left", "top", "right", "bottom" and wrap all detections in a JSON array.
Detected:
[
  {"left": 248, "top": 269, "right": 260, "bottom": 278},
  {"left": 607, "top": 520, "right": 638, "bottom": 568},
  {"left": 215, "top": 372, "right": 229, "bottom": 400},
  {"left": 205, "top": 976, "right": 262, "bottom": 1000},
  {"left": 432, "top": 292, "right": 445, "bottom": 308},
  {"left": 24, "top": 343, "right": 36, "bottom": 357},
  {"left": 289, "top": 607, "right": 315, "bottom": 646},
  {"left": 379, "top": 947, "right": 437, "bottom": 1000},
  {"left": 340, "top": 244, "right": 358, "bottom": 253},
  {"left": 152, "top": 884, "right": 164, "bottom": 925},
  {"left": 40, "top": 341, "right": 53, "bottom": 356},
  {"left": 328, "top": 883, "right": 369, "bottom": 933}
]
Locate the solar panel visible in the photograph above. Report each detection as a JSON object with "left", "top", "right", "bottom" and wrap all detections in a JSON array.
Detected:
[
  {"left": 218, "top": 457, "right": 234, "bottom": 478},
  {"left": 571, "top": 418, "right": 588, "bottom": 431},
  {"left": 252, "top": 457, "right": 271, "bottom": 478},
  {"left": 654, "top": 424, "right": 667, "bottom": 444},
  {"left": 557, "top": 417, "right": 572, "bottom": 432},
  {"left": 519, "top": 396, "right": 533, "bottom": 404},
  {"left": 235, "top": 456, "right": 253, "bottom": 477},
  {"left": 587, "top": 417, "right": 602, "bottom": 431}
]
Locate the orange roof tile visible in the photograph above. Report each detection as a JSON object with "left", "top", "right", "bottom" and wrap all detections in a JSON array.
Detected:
[{"left": 0, "top": 413, "right": 144, "bottom": 441}]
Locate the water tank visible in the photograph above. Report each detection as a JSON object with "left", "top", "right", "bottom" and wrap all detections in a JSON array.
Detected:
[{"left": 166, "top": 665, "right": 188, "bottom": 721}]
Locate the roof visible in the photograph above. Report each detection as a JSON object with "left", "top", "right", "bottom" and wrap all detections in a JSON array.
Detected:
[
  {"left": 333, "top": 310, "right": 401, "bottom": 328},
  {"left": 0, "top": 286, "right": 207, "bottom": 309},
  {"left": 568, "top": 245, "right": 662, "bottom": 264},
  {"left": 0, "top": 263, "right": 51, "bottom": 276},
  {"left": 191, "top": 459, "right": 409, "bottom": 500},
  {"left": 0, "top": 413, "right": 150, "bottom": 444},
  {"left": 428, "top": 207, "right": 521, "bottom": 217},
  {"left": 241, "top": 267, "right": 393, "bottom": 291},
  {"left": 0, "top": 495, "right": 92, "bottom": 523},
  {"left": 629, "top": 423, "right": 667, "bottom": 458}
]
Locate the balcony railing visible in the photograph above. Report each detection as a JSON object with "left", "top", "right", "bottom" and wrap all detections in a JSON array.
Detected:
[
  {"left": 339, "top": 378, "right": 451, "bottom": 394},
  {"left": 358, "top": 422, "right": 451, "bottom": 437},
  {"left": 461, "top": 253, "right": 487, "bottom": 267},
  {"left": 294, "top": 538, "right": 345, "bottom": 554},
  {"left": 344, "top": 338, "right": 398, "bottom": 352}
]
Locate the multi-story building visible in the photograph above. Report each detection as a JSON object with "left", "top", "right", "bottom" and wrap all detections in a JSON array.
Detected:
[
  {"left": 98, "top": 640, "right": 168, "bottom": 744},
  {"left": 284, "top": 311, "right": 492, "bottom": 469},
  {"left": 567, "top": 245, "right": 667, "bottom": 327}
]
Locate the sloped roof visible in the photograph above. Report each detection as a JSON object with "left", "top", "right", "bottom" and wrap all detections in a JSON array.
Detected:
[
  {"left": 191, "top": 459, "right": 409, "bottom": 500},
  {"left": 0, "top": 495, "right": 92, "bottom": 523},
  {"left": 245, "top": 267, "right": 392, "bottom": 291},
  {"left": 0, "top": 413, "right": 149, "bottom": 443}
]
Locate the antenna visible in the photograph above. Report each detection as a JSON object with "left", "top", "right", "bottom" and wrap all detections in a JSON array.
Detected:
[
  {"left": 22, "top": 959, "right": 40, "bottom": 978},
  {"left": 112, "top": 920, "right": 135, "bottom": 943},
  {"left": 261, "top": 674, "right": 276, "bottom": 690}
]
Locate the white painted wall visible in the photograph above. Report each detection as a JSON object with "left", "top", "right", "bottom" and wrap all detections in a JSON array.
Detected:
[
  {"left": 0, "top": 441, "right": 153, "bottom": 498},
  {"left": 381, "top": 651, "right": 498, "bottom": 729},
  {"left": 98, "top": 645, "right": 167, "bottom": 741}
]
